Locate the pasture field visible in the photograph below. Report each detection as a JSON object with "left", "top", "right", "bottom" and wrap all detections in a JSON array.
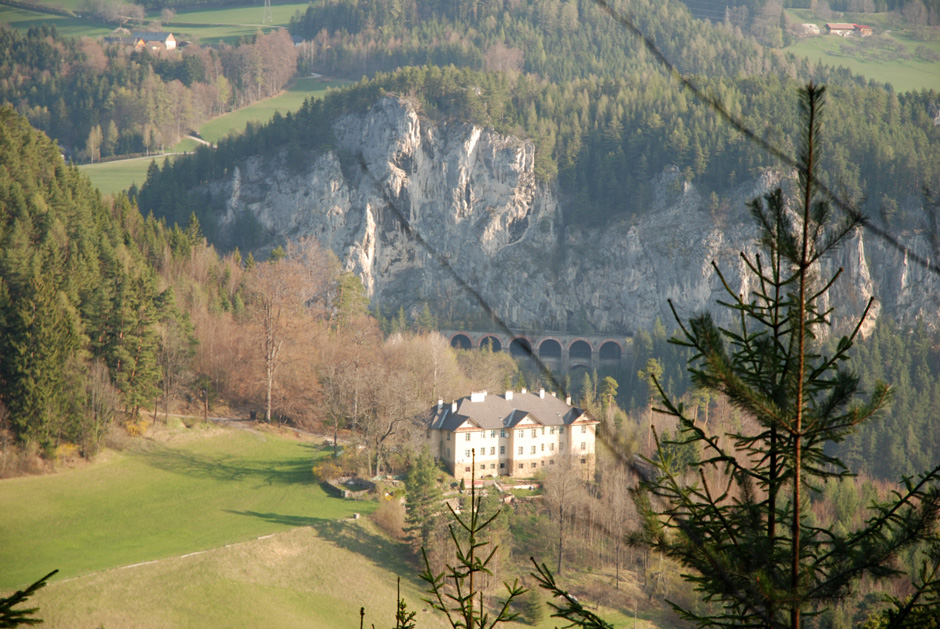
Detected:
[
  {"left": 784, "top": 11, "right": 940, "bottom": 92},
  {"left": 78, "top": 154, "right": 174, "bottom": 196},
  {"left": 0, "top": 423, "right": 372, "bottom": 591},
  {"left": 0, "top": 5, "right": 108, "bottom": 38},
  {"left": 198, "top": 76, "right": 347, "bottom": 144},
  {"left": 31, "top": 524, "right": 451, "bottom": 629},
  {"left": 3, "top": 421, "right": 653, "bottom": 628},
  {"left": 0, "top": 0, "right": 307, "bottom": 43},
  {"left": 162, "top": 1, "right": 309, "bottom": 43},
  {"left": 78, "top": 77, "right": 345, "bottom": 195}
]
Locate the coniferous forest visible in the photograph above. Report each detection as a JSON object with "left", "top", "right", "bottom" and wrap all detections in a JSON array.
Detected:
[{"left": 4, "top": 0, "right": 940, "bottom": 625}]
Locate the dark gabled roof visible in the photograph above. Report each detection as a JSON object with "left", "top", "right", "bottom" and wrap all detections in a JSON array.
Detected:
[{"left": 428, "top": 391, "right": 595, "bottom": 432}]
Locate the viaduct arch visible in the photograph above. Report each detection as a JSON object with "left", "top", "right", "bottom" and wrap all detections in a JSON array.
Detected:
[{"left": 443, "top": 330, "right": 630, "bottom": 371}]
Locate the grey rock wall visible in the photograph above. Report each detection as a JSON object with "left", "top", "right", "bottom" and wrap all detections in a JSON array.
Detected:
[{"left": 208, "top": 95, "right": 939, "bottom": 336}]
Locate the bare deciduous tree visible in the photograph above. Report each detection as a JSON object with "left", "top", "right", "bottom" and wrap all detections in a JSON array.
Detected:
[{"left": 245, "top": 238, "right": 330, "bottom": 423}]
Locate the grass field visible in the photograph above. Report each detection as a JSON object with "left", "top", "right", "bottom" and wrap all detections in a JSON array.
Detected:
[
  {"left": 2, "top": 422, "right": 654, "bottom": 628},
  {"left": 198, "top": 76, "right": 347, "bottom": 144},
  {"left": 31, "top": 524, "right": 450, "bottom": 629},
  {"left": 0, "top": 5, "right": 109, "bottom": 38},
  {"left": 162, "top": 1, "right": 309, "bottom": 44},
  {"left": 784, "top": 11, "right": 940, "bottom": 92},
  {"left": 0, "top": 0, "right": 308, "bottom": 43},
  {"left": 78, "top": 154, "right": 174, "bottom": 196},
  {"left": 76, "top": 76, "right": 345, "bottom": 195},
  {"left": 0, "top": 424, "right": 372, "bottom": 591}
]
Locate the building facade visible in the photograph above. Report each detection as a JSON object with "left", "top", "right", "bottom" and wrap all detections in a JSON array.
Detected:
[{"left": 427, "top": 389, "right": 598, "bottom": 482}]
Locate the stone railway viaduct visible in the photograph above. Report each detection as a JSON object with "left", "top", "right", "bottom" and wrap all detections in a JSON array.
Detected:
[{"left": 441, "top": 330, "right": 632, "bottom": 373}]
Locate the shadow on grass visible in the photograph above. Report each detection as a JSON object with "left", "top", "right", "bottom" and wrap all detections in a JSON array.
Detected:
[
  {"left": 224, "top": 510, "right": 326, "bottom": 527},
  {"left": 136, "top": 445, "right": 314, "bottom": 486},
  {"left": 224, "top": 510, "right": 414, "bottom": 580},
  {"left": 310, "top": 519, "right": 415, "bottom": 580}
]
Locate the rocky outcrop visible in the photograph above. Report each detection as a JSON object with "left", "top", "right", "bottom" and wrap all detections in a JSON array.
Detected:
[{"left": 209, "top": 95, "right": 938, "bottom": 336}]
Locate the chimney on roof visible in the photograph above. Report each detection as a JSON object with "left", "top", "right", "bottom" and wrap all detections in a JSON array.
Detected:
[
  {"left": 505, "top": 390, "right": 513, "bottom": 401},
  {"left": 437, "top": 399, "right": 443, "bottom": 410},
  {"left": 565, "top": 394, "right": 572, "bottom": 405},
  {"left": 539, "top": 388, "right": 545, "bottom": 399},
  {"left": 470, "top": 391, "right": 486, "bottom": 402},
  {"left": 451, "top": 400, "right": 457, "bottom": 413}
]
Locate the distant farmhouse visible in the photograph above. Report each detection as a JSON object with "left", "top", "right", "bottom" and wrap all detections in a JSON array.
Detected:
[
  {"left": 427, "top": 389, "right": 598, "bottom": 482},
  {"left": 799, "top": 23, "right": 821, "bottom": 35},
  {"left": 103, "top": 31, "right": 177, "bottom": 51},
  {"left": 825, "top": 23, "right": 873, "bottom": 37}
]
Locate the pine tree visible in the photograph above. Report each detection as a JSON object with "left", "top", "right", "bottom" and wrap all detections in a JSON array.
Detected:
[
  {"left": 404, "top": 450, "right": 443, "bottom": 551},
  {"left": 633, "top": 84, "right": 940, "bottom": 628}
]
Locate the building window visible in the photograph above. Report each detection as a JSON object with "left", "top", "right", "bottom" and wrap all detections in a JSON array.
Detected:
[
  {"left": 549, "top": 426, "right": 555, "bottom": 434},
  {"left": 530, "top": 462, "right": 536, "bottom": 468},
  {"left": 559, "top": 427, "right": 564, "bottom": 434},
  {"left": 518, "top": 446, "right": 523, "bottom": 455},
  {"left": 581, "top": 458, "right": 586, "bottom": 464},
  {"left": 500, "top": 445, "right": 505, "bottom": 454},
  {"left": 446, "top": 448, "right": 450, "bottom": 457},
  {"left": 541, "top": 444, "right": 545, "bottom": 452},
  {"left": 531, "top": 428, "right": 537, "bottom": 438},
  {"left": 426, "top": 431, "right": 430, "bottom": 439},
  {"left": 500, "top": 429, "right": 506, "bottom": 438},
  {"left": 581, "top": 425, "right": 586, "bottom": 434},
  {"left": 466, "top": 466, "right": 471, "bottom": 472},
  {"left": 541, "top": 460, "right": 545, "bottom": 466},
  {"left": 500, "top": 463, "right": 505, "bottom": 469},
  {"left": 447, "top": 433, "right": 450, "bottom": 441},
  {"left": 518, "top": 463, "right": 523, "bottom": 469},
  {"left": 581, "top": 442, "right": 586, "bottom": 450},
  {"left": 466, "top": 449, "right": 471, "bottom": 458},
  {"left": 490, "top": 463, "right": 495, "bottom": 469},
  {"left": 465, "top": 432, "right": 471, "bottom": 441},
  {"left": 490, "top": 430, "right": 496, "bottom": 438},
  {"left": 549, "top": 459, "right": 555, "bottom": 465},
  {"left": 517, "top": 430, "right": 524, "bottom": 438},
  {"left": 490, "top": 447, "right": 495, "bottom": 455},
  {"left": 541, "top": 427, "right": 545, "bottom": 435},
  {"left": 530, "top": 445, "right": 536, "bottom": 454},
  {"left": 549, "top": 443, "right": 554, "bottom": 451}
]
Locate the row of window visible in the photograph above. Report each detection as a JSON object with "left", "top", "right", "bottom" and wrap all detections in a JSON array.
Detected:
[
  {"left": 445, "top": 425, "right": 590, "bottom": 442},
  {"left": 458, "top": 441, "right": 588, "bottom": 459}
]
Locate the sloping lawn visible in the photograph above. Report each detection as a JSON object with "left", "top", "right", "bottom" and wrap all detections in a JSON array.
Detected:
[{"left": 0, "top": 426, "right": 371, "bottom": 590}]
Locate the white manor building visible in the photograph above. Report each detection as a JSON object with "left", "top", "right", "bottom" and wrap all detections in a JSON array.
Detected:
[{"left": 426, "top": 389, "right": 598, "bottom": 482}]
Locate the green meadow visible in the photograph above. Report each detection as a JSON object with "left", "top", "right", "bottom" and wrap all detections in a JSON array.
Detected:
[
  {"left": 3, "top": 422, "right": 649, "bottom": 628},
  {"left": 78, "top": 154, "right": 173, "bottom": 196},
  {"left": 198, "top": 75, "right": 346, "bottom": 144},
  {"left": 77, "top": 76, "right": 346, "bottom": 195},
  {"left": 0, "top": 5, "right": 109, "bottom": 38},
  {"left": 784, "top": 11, "right": 940, "bottom": 92},
  {"left": 0, "top": 0, "right": 308, "bottom": 43},
  {"left": 0, "top": 425, "right": 371, "bottom": 591}
]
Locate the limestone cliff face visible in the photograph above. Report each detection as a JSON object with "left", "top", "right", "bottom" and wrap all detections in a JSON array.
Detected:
[{"left": 210, "top": 95, "right": 938, "bottom": 335}]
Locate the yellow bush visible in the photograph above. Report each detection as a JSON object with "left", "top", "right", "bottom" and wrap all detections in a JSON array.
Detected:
[{"left": 123, "top": 419, "right": 148, "bottom": 437}]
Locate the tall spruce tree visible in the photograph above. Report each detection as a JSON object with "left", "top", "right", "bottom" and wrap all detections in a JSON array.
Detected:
[{"left": 633, "top": 84, "right": 940, "bottom": 627}]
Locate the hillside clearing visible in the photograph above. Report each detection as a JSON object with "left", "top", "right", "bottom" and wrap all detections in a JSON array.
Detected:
[{"left": 0, "top": 423, "right": 371, "bottom": 591}]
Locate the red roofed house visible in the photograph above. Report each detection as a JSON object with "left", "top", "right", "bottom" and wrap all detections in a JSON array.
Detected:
[{"left": 427, "top": 389, "right": 598, "bottom": 481}]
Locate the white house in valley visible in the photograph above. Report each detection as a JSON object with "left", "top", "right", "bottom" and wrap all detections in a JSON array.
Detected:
[{"left": 427, "top": 389, "right": 598, "bottom": 482}]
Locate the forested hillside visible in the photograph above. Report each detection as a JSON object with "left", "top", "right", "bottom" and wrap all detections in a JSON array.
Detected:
[
  {"left": 138, "top": 63, "right": 940, "bottom": 240},
  {"left": 0, "top": 25, "right": 296, "bottom": 160},
  {"left": 0, "top": 105, "right": 167, "bottom": 454}
]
